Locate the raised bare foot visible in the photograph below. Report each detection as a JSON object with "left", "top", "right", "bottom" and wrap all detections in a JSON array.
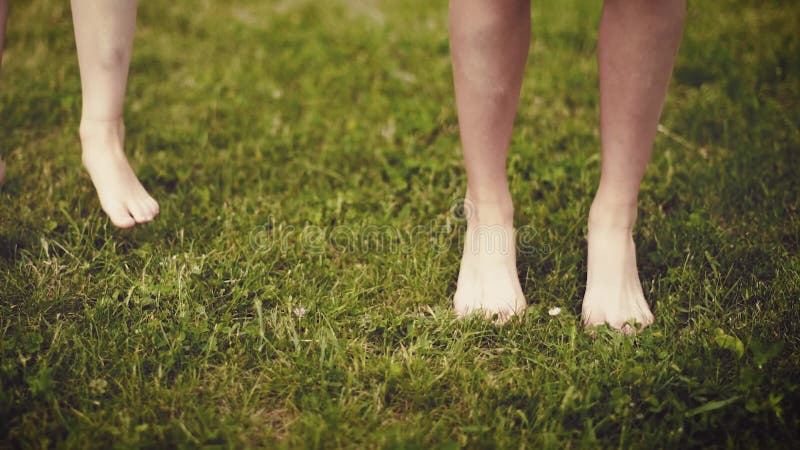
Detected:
[
  {"left": 80, "top": 118, "right": 159, "bottom": 228},
  {"left": 581, "top": 199, "right": 654, "bottom": 333},
  {"left": 454, "top": 196, "right": 527, "bottom": 324}
]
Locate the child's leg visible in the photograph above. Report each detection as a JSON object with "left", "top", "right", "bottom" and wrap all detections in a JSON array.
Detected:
[
  {"left": 71, "top": 0, "right": 158, "bottom": 228},
  {"left": 582, "top": 0, "right": 685, "bottom": 332},
  {"left": 449, "top": 0, "right": 530, "bottom": 322}
]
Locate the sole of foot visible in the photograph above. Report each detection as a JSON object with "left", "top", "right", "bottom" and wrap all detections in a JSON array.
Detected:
[{"left": 79, "top": 118, "right": 159, "bottom": 229}]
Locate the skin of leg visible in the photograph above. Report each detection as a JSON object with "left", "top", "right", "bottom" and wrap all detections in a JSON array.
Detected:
[
  {"left": 71, "top": 0, "right": 158, "bottom": 228},
  {"left": 449, "top": 0, "right": 530, "bottom": 322},
  {"left": 582, "top": 0, "right": 686, "bottom": 332}
]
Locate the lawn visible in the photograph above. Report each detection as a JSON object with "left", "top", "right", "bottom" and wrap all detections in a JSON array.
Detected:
[{"left": 1, "top": 0, "right": 799, "bottom": 448}]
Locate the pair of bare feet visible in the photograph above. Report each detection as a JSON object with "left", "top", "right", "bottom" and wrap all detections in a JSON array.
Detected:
[
  {"left": 9, "top": 122, "right": 649, "bottom": 332},
  {"left": 79, "top": 118, "right": 158, "bottom": 228},
  {"left": 453, "top": 195, "right": 654, "bottom": 333},
  {"left": 10, "top": 117, "right": 648, "bottom": 332}
]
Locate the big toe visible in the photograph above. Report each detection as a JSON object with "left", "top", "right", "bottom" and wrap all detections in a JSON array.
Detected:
[
  {"left": 582, "top": 308, "right": 606, "bottom": 329},
  {"left": 453, "top": 293, "right": 476, "bottom": 318}
]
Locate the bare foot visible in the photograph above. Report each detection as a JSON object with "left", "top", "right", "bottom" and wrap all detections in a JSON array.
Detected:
[
  {"left": 80, "top": 118, "right": 159, "bottom": 228},
  {"left": 454, "top": 197, "right": 527, "bottom": 324},
  {"left": 581, "top": 199, "right": 654, "bottom": 333}
]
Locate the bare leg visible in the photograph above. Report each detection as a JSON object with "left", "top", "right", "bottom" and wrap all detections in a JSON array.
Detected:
[
  {"left": 449, "top": 0, "right": 530, "bottom": 322},
  {"left": 71, "top": 0, "right": 158, "bottom": 228},
  {"left": 582, "top": 0, "right": 685, "bottom": 332}
]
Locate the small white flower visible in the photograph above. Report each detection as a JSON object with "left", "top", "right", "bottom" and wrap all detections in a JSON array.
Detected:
[
  {"left": 89, "top": 378, "right": 108, "bottom": 395},
  {"left": 293, "top": 307, "right": 307, "bottom": 318},
  {"left": 548, "top": 307, "right": 562, "bottom": 316}
]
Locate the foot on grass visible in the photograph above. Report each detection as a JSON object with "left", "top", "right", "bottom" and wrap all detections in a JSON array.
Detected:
[
  {"left": 80, "top": 118, "right": 159, "bottom": 228},
  {"left": 581, "top": 199, "right": 654, "bottom": 334},
  {"left": 454, "top": 196, "right": 527, "bottom": 324}
]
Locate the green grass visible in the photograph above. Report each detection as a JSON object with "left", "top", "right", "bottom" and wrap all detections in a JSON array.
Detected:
[{"left": 1, "top": 0, "right": 799, "bottom": 447}]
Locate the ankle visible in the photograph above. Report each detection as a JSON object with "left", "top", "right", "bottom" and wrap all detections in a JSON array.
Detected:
[
  {"left": 79, "top": 116, "right": 123, "bottom": 141},
  {"left": 588, "top": 195, "right": 638, "bottom": 230},
  {"left": 465, "top": 199, "right": 514, "bottom": 227},
  {"left": 464, "top": 187, "right": 514, "bottom": 223}
]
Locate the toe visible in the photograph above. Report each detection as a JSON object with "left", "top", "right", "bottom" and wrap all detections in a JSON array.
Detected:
[
  {"left": 139, "top": 198, "right": 157, "bottom": 221},
  {"left": 607, "top": 316, "right": 632, "bottom": 333},
  {"left": 113, "top": 216, "right": 137, "bottom": 228},
  {"left": 129, "top": 200, "right": 153, "bottom": 224},
  {"left": 105, "top": 206, "right": 136, "bottom": 228},
  {"left": 611, "top": 315, "right": 650, "bottom": 335},
  {"left": 639, "top": 313, "right": 655, "bottom": 331},
  {"left": 581, "top": 308, "right": 603, "bottom": 329},
  {"left": 644, "top": 309, "right": 656, "bottom": 327},
  {"left": 148, "top": 197, "right": 160, "bottom": 217},
  {"left": 453, "top": 295, "right": 474, "bottom": 318},
  {"left": 491, "top": 309, "right": 512, "bottom": 325},
  {"left": 487, "top": 300, "right": 523, "bottom": 326},
  {"left": 140, "top": 191, "right": 159, "bottom": 216}
]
